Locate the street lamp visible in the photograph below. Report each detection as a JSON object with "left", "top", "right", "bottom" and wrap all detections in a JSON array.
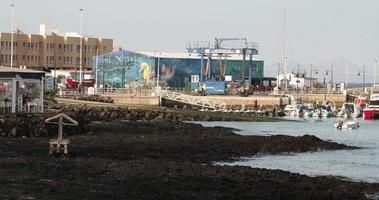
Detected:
[
  {"left": 309, "top": 64, "right": 318, "bottom": 91},
  {"left": 10, "top": 3, "right": 15, "bottom": 68},
  {"left": 374, "top": 60, "right": 378, "bottom": 87},
  {"left": 325, "top": 64, "right": 334, "bottom": 84},
  {"left": 79, "top": 8, "right": 84, "bottom": 85},
  {"left": 156, "top": 52, "right": 161, "bottom": 87},
  {"left": 357, "top": 64, "right": 366, "bottom": 92}
]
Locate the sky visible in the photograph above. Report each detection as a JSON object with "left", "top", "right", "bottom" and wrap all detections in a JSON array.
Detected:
[{"left": 1, "top": 0, "right": 379, "bottom": 83}]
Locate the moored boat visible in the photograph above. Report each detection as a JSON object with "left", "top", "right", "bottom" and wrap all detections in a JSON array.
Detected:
[
  {"left": 363, "top": 93, "right": 379, "bottom": 120},
  {"left": 337, "top": 103, "right": 362, "bottom": 118},
  {"left": 334, "top": 119, "right": 360, "bottom": 130}
]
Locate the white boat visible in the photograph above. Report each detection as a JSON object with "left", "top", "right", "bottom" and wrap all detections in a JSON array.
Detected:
[
  {"left": 337, "top": 103, "right": 362, "bottom": 118},
  {"left": 284, "top": 104, "right": 301, "bottom": 116},
  {"left": 315, "top": 107, "right": 333, "bottom": 118},
  {"left": 334, "top": 119, "right": 360, "bottom": 130}
]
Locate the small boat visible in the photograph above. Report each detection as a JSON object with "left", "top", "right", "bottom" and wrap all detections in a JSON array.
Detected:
[
  {"left": 363, "top": 93, "right": 379, "bottom": 120},
  {"left": 334, "top": 119, "right": 360, "bottom": 130},
  {"left": 284, "top": 104, "right": 301, "bottom": 116},
  {"left": 315, "top": 106, "right": 333, "bottom": 118},
  {"left": 337, "top": 103, "right": 362, "bottom": 118}
]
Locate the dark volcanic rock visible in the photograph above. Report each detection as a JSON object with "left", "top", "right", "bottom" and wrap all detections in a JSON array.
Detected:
[{"left": 0, "top": 121, "right": 377, "bottom": 200}]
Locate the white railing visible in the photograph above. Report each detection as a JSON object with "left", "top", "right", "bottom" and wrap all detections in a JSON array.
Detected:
[
  {"left": 161, "top": 90, "right": 226, "bottom": 110},
  {"left": 96, "top": 87, "right": 157, "bottom": 96}
]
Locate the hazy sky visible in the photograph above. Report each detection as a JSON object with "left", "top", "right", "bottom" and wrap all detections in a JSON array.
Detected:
[{"left": 1, "top": 0, "right": 379, "bottom": 83}]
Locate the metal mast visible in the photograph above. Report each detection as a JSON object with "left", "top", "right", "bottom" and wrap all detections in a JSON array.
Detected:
[{"left": 283, "top": 8, "right": 288, "bottom": 92}]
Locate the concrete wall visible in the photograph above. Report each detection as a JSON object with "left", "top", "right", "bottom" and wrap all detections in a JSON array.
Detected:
[
  {"left": 202, "top": 95, "right": 289, "bottom": 109},
  {"left": 294, "top": 93, "right": 346, "bottom": 107},
  {"left": 103, "top": 95, "right": 160, "bottom": 106}
]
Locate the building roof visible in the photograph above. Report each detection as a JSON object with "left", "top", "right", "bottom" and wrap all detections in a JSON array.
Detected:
[
  {"left": 135, "top": 51, "right": 262, "bottom": 61},
  {"left": 0, "top": 66, "right": 45, "bottom": 74}
]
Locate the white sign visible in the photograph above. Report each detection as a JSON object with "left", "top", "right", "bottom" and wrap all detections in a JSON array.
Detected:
[
  {"left": 225, "top": 75, "right": 232, "bottom": 82},
  {"left": 191, "top": 75, "right": 199, "bottom": 83}
]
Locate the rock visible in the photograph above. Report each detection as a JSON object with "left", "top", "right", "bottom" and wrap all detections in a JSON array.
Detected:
[
  {"left": 99, "top": 111, "right": 107, "bottom": 119},
  {"left": 10, "top": 127, "right": 17, "bottom": 137},
  {"left": 110, "top": 111, "right": 119, "bottom": 119}
]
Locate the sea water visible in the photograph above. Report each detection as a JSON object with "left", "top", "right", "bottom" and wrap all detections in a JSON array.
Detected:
[{"left": 196, "top": 119, "right": 379, "bottom": 183}]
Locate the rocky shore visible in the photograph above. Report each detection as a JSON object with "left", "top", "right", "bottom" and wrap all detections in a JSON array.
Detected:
[
  {"left": 1, "top": 104, "right": 379, "bottom": 199},
  {"left": 0, "top": 103, "right": 279, "bottom": 138}
]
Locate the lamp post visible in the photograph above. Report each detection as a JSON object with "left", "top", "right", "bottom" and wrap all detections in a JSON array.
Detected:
[
  {"left": 10, "top": 3, "right": 15, "bottom": 68},
  {"left": 325, "top": 64, "right": 334, "bottom": 84},
  {"left": 357, "top": 64, "right": 366, "bottom": 92},
  {"left": 325, "top": 64, "right": 334, "bottom": 93},
  {"left": 156, "top": 52, "right": 161, "bottom": 87},
  {"left": 95, "top": 48, "right": 99, "bottom": 94},
  {"left": 79, "top": 8, "right": 84, "bottom": 85},
  {"left": 309, "top": 64, "right": 318, "bottom": 92},
  {"left": 374, "top": 60, "right": 377, "bottom": 87}
]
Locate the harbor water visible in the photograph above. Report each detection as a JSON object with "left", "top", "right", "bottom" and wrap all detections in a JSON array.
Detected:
[{"left": 197, "top": 118, "right": 379, "bottom": 183}]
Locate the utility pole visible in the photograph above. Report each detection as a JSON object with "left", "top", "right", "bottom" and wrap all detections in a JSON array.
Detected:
[
  {"left": 79, "top": 8, "right": 84, "bottom": 85},
  {"left": 95, "top": 48, "right": 99, "bottom": 94},
  {"left": 358, "top": 65, "right": 366, "bottom": 92},
  {"left": 53, "top": 34, "right": 57, "bottom": 92},
  {"left": 283, "top": 8, "right": 288, "bottom": 93},
  {"left": 326, "top": 64, "right": 334, "bottom": 84},
  {"left": 363, "top": 64, "right": 366, "bottom": 92},
  {"left": 374, "top": 60, "right": 377, "bottom": 87},
  {"left": 10, "top": 3, "right": 15, "bottom": 68},
  {"left": 332, "top": 64, "right": 334, "bottom": 85},
  {"left": 345, "top": 61, "right": 349, "bottom": 89},
  {"left": 310, "top": 64, "right": 318, "bottom": 92},
  {"left": 156, "top": 52, "right": 161, "bottom": 87}
]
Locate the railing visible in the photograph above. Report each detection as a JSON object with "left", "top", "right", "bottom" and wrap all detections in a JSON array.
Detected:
[
  {"left": 282, "top": 88, "right": 343, "bottom": 95},
  {"left": 161, "top": 90, "right": 227, "bottom": 110},
  {"left": 96, "top": 87, "right": 158, "bottom": 97}
]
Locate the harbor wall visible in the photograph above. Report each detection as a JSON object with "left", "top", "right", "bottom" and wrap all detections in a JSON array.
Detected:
[
  {"left": 294, "top": 94, "right": 346, "bottom": 107},
  {"left": 102, "top": 95, "right": 161, "bottom": 106}
]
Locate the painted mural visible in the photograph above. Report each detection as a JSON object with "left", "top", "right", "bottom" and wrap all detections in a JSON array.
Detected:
[{"left": 93, "top": 50, "right": 264, "bottom": 88}]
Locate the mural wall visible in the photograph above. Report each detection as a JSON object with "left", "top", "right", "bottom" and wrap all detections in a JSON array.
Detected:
[{"left": 93, "top": 50, "right": 264, "bottom": 88}]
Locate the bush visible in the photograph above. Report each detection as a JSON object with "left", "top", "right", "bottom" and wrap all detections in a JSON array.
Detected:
[{"left": 44, "top": 90, "right": 56, "bottom": 101}]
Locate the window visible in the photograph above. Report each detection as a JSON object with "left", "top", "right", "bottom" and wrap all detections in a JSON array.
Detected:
[
  {"left": 103, "top": 47, "right": 106, "bottom": 51},
  {"left": 59, "top": 44, "right": 62, "bottom": 49}
]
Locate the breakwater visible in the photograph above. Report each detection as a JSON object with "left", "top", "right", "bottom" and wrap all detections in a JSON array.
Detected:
[{"left": 0, "top": 103, "right": 278, "bottom": 138}]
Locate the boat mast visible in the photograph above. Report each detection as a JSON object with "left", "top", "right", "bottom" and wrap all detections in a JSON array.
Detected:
[
  {"left": 283, "top": 8, "right": 288, "bottom": 93},
  {"left": 345, "top": 61, "right": 349, "bottom": 90}
]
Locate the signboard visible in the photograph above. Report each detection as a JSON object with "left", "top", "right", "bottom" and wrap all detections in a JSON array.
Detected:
[
  {"left": 191, "top": 75, "right": 199, "bottom": 83},
  {"left": 225, "top": 75, "right": 232, "bottom": 82}
]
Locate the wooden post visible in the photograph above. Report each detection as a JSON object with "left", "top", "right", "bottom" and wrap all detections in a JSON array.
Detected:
[{"left": 46, "top": 113, "right": 78, "bottom": 155}]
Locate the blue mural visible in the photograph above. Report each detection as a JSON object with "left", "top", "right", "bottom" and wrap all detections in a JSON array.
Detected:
[{"left": 93, "top": 50, "right": 264, "bottom": 88}]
